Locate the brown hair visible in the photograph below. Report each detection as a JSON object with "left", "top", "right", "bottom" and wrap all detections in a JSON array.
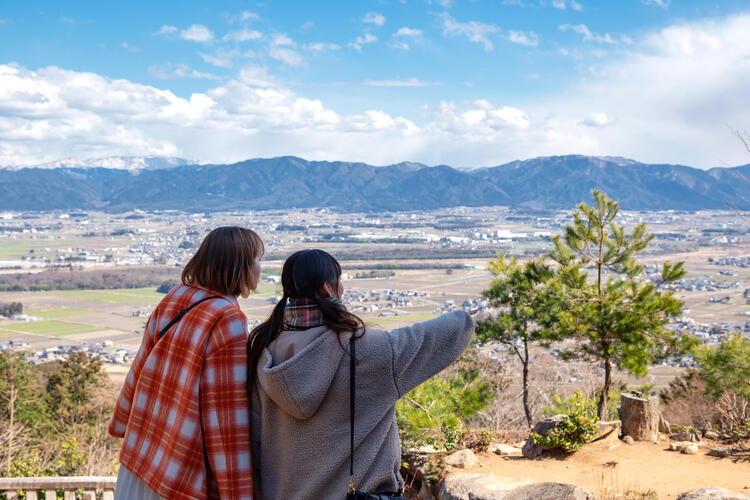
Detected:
[
  {"left": 181, "top": 226, "right": 264, "bottom": 297},
  {"left": 248, "top": 249, "right": 365, "bottom": 386}
]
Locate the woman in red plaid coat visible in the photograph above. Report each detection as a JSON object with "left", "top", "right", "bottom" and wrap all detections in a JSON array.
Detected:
[{"left": 109, "top": 227, "right": 263, "bottom": 500}]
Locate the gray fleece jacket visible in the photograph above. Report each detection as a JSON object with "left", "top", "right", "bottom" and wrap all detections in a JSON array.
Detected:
[{"left": 250, "top": 310, "right": 476, "bottom": 500}]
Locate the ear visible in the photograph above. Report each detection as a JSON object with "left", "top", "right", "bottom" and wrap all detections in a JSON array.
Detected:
[{"left": 319, "top": 282, "right": 333, "bottom": 298}]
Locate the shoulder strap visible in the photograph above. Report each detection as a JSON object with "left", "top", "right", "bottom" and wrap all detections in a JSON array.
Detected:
[
  {"left": 348, "top": 335, "right": 356, "bottom": 495},
  {"left": 157, "top": 295, "right": 223, "bottom": 339}
]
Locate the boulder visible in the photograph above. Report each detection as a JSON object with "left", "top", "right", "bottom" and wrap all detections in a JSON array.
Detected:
[
  {"left": 707, "top": 447, "right": 731, "bottom": 458},
  {"left": 622, "top": 435, "right": 634, "bottom": 445},
  {"left": 671, "top": 431, "right": 702, "bottom": 443},
  {"left": 703, "top": 430, "right": 720, "bottom": 440},
  {"left": 439, "top": 471, "right": 598, "bottom": 500},
  {"left": 522, "top": 415, "right": 566, "bottom": 459},
  {"left": 676, "top": 487, "right": 750, "bottom": 499},
  {"left": 444, "top": 449, "right": 478, "bottom": 469},
  {"left": 669, "top": 441, "right": 700, "bottom": 454},
  {"left": 659, "top": 414, "right": 671, "bottom": 434},
  {"left": 592, "top": 420, "right": 621, "bottom": 441},
  {"left": 487, "top": 443, "right": 522, "bottom": 455},
  {"left": 618, "top": 393, "right": 660, "bottom": 441}
]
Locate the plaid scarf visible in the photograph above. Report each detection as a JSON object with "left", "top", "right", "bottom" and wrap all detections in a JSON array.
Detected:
[{"left": 283, "top": 297, "right": 342, "bottom": 330}]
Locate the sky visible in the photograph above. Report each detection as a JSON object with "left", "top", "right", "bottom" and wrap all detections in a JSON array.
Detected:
[{"left": 1, "top": 0, "right": 749, "bottom": 169}]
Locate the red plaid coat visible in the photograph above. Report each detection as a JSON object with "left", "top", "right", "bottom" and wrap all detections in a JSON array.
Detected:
[{"left": 109, "top": 285, "right": 253, "bottom": 500}]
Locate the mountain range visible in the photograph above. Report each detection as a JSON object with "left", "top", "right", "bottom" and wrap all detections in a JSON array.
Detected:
[{"left": 1, "top": 155, "right": 749, "bottom": 212}]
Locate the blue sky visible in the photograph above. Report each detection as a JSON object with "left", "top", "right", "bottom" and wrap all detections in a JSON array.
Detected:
[{"left": 1, "top": 0, "right": 749, "bottom": 168}]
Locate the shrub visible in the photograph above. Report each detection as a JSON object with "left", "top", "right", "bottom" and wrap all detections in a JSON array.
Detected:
[
  {"left": 396, "top": 363, "right": 493, "bottom": 451},
  {"left": 532, "top": 390, "right": 599, "bottom": 451},
  {"left": 695, "top": 333, "right": 750, "bottom": 400}
]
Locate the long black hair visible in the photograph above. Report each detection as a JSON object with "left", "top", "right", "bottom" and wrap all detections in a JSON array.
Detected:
[{"left": 247, "top": 249, "right": 365, "bottom": 387}]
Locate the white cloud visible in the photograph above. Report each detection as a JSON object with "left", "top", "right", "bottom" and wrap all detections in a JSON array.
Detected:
[
  {"left": 389, "top": 40, "right": 410, "bottom": 50},
  {"left": 3, "top": 14, "right": 750, "bottom": 169},
  {"left": 642, "top": 0, "right": 670, "bottom": 8},
  {"left": 395, "top": 27, "right": 423, "bottom": 37},
  {"left": 156, "top": 25, "right": 178, "bottom": 35},
  {"left": 508, "top": 30, "right": 539, "bottom": 47},
  {"left": 180, "top": 24, "right": 214, "bottom": 43},
  {"left": 570, "top": 0, "right": 583, "bottom": 11},
  {"left": 0, "top": 19, "right": 9, "bottom": 25},
  {"left": 240, "top": 11, "right": 259, "bottom": 21},
  {"left": 198, "top": 48, "right": 246, "bottom": 68},
  {"left": 223, "top": 29, "right": 262, "bottom": 42},
  {"left": 551, "top": 0, "right": 566, "bottom": 9},
  {"left": 271, "top": 33, "right": 295, "bottom": 47},
  {"left": 362, "top": 12, "right": 386, "bottom": 27},
  {"left": 303, "top": 42, "right": 341, "bottom": 52},
  {"left": 148, "top": 63, "right": 218, "bottom": 80},
  {"left": 301, "top": 21, "right": 314, "bottom": 30},
  {"left": 120, "top": 41, "right": 140, "bottom": 53},
  {"left": 559, "top": 23, "right": 617, "bottom": 44},
  {"left": 268, "top": 47, "right": 304, "bottom": 66},
  {"left": 438, "top": 13, "right": 499, "bottom": 52},
  {"left": 350, "top": 33, "right": 377, "bottom": 51},
  {"left": 426, "top": 0, "right": 454, "bottom": 7},
  {"left": 361, "top": 78, "right": 440, "bottom": 87},
  {"left": 578, "top": 112, "right": 614, "bottom": 127}
]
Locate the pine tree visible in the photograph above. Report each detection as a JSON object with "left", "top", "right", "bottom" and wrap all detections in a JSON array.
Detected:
[
  {"left": 478, "top": 255, "right": 561, "bottom": 427},
  {"left": 550, "top": 190, "right": 694, "bottom": 419}
]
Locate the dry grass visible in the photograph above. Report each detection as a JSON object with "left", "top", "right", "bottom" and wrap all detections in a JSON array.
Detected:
[{"left": 593, "top": 468, "right": 659, "bottom": 500}]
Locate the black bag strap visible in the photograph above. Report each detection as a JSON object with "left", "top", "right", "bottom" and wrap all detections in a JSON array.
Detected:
[
  {"left": 157, "top": 295, "right": 223, "bottom": 339},
  {"left": 348, "top": 335, "right": 356, "bottom": 495}
]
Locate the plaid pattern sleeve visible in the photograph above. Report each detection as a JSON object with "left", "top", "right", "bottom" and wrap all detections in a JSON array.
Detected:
[
  {"left": 108, "top": 315, "right": 157, "bottom": 438},
  {"left": 201, "top": 327, "right": 253, "bottom": 500}
]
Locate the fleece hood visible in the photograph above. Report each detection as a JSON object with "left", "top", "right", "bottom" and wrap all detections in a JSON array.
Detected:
[{"left": 255, "top": 326, "right": 347, "bottom": 420}]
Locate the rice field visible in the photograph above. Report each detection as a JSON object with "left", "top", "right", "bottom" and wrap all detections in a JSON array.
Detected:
[{"left": 0, "top": 320, "right": 104, "bottom": 337}]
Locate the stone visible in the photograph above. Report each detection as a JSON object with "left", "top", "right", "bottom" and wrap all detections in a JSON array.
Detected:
[
  {"left": 659, "top": 413, "right": 671, "bottom": 434},
  {"left": 444, "top": 449, "right": 478, "bottom": 469},
  {"left": 622, "top": 435, "right": 634, "bottom": 444},
  {"left": 487, "top": 443, "right": 522, "bottom": 455},
  {"left": 671, "top": 431, "right": 702, "bottom": 443},
  {"left": 618, "top": 393, "right": 660, "bottom": 441},
  {"left": 707, "top": 447, "right": 731, "bottom": 458},
  {"left": 439, "top": 471, "right": 598, "bottom": 500},
  {"left": 682, "top": 444, "right": 700, "bottom": 455},
  {"left": 676, "top": 487, "right": 750, "bottom": 499},
  {"left": 669, "top": 441, "right": 699, "bottom": 454},
  {"left": 416, "top": 444, "right": 439, "bottom": 454},
  {"left": 522, "top": 414, "right": 566, "bottom": 459},
  {"left": 703, "top": 430, "right": 720, "bottom": 440},
  {"left": 592, "top": 420, "right": 621, "bottom": 441}
]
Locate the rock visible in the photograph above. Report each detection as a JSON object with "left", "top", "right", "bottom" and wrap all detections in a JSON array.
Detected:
[
  {"left": 487, "top": 443, "right": 522, "bottom": 455},
  {"left": 669, "top": 441, "right": 699, "bottom": 454},
  {"left": 444, "top": 449, "right": 478, "bottom": 469},
  {"left": 622, "top": 435, "right": 634, "bottom": 444},
  {"left": 671, "top": 431, "right": 702, "bottom": 443},
  {"left": 618, "top": 393, "right": 660, "bottom": 441},
  {"left": 522, "top": 415, "right": 566, "bottom": 459},
  {"left": 592, "top": 420, "right": 621, "bottom": 441},
  {"left": 707, "top": 447, "right": 731, "bottom": 458},
  {"left": 659, "top": 413, "right": 671, "bottom": 434},
  {"left": 676, "top": 487, "right": 750, "bottom": 499},
  {"left": 416, "top": 444, "right": 439, "bottom": 454},
  {"left": 514, "top": 441, "right": 527, "bottom": 449},
  {"left": 439, "top": 471, "right": 597, "bottom": 500},
  {"left": 703, "top": 430, "right": 720, "bottom": 440},
  {"left": 682, "top": 444, "right": 700, "bottom": 455}
]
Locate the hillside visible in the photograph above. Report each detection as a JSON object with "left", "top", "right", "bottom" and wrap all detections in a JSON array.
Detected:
[{"left": 2, "top": 155, "right": 750, "bottom": 211}]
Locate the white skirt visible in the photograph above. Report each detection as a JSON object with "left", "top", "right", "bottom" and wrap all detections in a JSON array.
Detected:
[{"left": 114, "top": 464, "right": 166, "bottom": 500}]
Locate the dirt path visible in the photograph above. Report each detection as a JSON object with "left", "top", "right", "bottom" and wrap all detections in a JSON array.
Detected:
[{"left": 464, "top": 438, "right": 750, "bottom": 499}]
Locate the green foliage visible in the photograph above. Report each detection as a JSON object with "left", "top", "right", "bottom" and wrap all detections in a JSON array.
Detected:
[
  {"left": 0, "top": 351, "right": 118, "bottom": 478},
  {"left": 397, "top": 365, "right": 494, "bottom": 451},
  {"left": 549, "top": 190, "right": 693, "bottom": 418},
  {"left": 694, "top": 333, "right": 750, "bottom": 401},
  {"left": 478, "top": 254, "right": 561, "bottom": 426},
  {"left": 544, "top": 387, "right": 622, "bottom": 421},
  {"left": 531, "top": 390, "right": 599, "bottom": 451}
]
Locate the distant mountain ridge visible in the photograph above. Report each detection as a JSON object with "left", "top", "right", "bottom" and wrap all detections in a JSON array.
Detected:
[
  {"left": 1, "top": 154, "right": 750, "bottom": 211},
  {"left": 1, "top": 156, "right": 198, "bottom": 171}
]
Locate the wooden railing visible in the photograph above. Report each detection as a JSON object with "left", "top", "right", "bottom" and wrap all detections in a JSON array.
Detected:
[{"left": 0, "top": 477, "right": 116, "bottom": 499}]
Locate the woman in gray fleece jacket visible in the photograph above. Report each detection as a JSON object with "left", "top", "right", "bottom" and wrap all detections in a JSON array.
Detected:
[{"left": 247, "top": 249, "right": 477, "bottom": 500}]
